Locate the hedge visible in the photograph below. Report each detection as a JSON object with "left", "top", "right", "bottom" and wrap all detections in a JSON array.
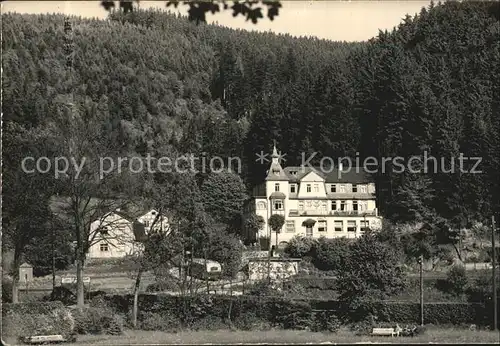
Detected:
[
  {"left": 294, "top": 277, "right": 337, "bottom": 290},
  {"left": 2, "top": 301, "right": 75, "bottom": 339},
  {"left": 335, "top": 301, "right": 493, "bottom": 326},
  {"left": 102, "top": 294, "right": 500, "bottom": 330}
]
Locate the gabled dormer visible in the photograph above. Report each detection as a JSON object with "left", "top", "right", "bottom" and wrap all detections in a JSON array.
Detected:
[{"left": 297, "top": 170, "right": 327, "bottom": 198}]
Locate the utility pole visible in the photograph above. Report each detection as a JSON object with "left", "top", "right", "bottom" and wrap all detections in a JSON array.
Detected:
[
  {"left": 492, "top": 216, "right": 497, "bottom": 331},
  {"left": 275, "top": 229, "right": 279, "bottom": 249},
  {"left": 178, "top": 219, "right": 182, "bottom": 279},
  {"left": 52, "top": 226, "right": 56, "bottom": 290},
  {"left": 419, "top": 254, "right": 424, "bottom": 326}
]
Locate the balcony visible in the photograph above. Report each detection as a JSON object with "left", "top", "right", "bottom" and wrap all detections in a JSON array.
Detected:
[
  {"left": 325, "top": 192, "right": 375, "bottom": 200},
  {"left": 330, "top": 210, "right": 377, "bottom": 216},
  {"left": 271, "top": 210, "right": 286, "bottom": 216},
  {"left": 288, "top": 209, "right": 378, "bottom": 217}
]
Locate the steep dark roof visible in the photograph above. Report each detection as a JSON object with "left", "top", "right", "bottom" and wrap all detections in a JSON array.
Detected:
[
  {"left": 283, "top": 166, "right": 373, "bottom": 183},
  {"left": 252, "top": 183, "right": 267, "bottom": 198},
  {"left": 265, "top": 163, "right": 289, "bottom": 181},
  {"left": 49, "top": 195, "right": 152, "bottom": 223},
  {"left": 269, "top": 191, "right": 286, "bottom": 199}
]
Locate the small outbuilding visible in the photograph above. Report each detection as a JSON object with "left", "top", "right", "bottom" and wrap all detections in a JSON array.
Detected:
[
  {"left": 247, "top": 257, "right": 301, "bottom": 282},
  {"left": 19, "top": 263, "right": 33, "bottom": 283}
]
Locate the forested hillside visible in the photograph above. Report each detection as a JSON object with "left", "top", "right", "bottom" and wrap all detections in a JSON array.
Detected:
[
  {"left": 352, "top": 1, "right": 500, "bottom": 229},
  {"left": 3, "top": 0, "right": 500, "bottom": 232}
]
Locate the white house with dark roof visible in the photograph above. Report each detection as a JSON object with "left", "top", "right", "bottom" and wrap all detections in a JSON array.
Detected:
[
  {"left": 49, "top": 195, "right": 171, "bottom": 259},
  {"left": 244, "top": 144, "right": 383, "bottom": 247},
  {"left": 88, "top": 208, "right": 169, "bottom": 259}
]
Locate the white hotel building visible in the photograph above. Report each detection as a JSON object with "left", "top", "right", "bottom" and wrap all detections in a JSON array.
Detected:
[{"left": 245, "top": 145, "right": 382, "bottom": 247}]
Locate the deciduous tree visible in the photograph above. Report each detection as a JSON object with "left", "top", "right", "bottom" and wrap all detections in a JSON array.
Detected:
[
  {"left": 336, "top": 232, "right": 407, "bottom": 311},
  {"left": 268, "top": 214, "right": 285, "bottom": 248},
  {"left": 101, "top": 1, "right": 282, "bottom": 24},
  {"left": 200, "top": 172, "right": 247, "bottom": 225},
  {"left": 2, "top": 124, "right": 55, "bottom": 303}
]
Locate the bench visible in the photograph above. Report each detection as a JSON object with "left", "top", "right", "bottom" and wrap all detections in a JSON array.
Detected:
[
  {"left": 21, "top": 334, "right": 76, "bottom": 344},
  {"left": 371, "top": 327, "right": 398, "bottom": 337}
]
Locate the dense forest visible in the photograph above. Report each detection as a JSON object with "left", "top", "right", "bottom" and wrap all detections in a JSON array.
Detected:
[{"left": 2, "top": 0, "right": 500, "bottom": 234}]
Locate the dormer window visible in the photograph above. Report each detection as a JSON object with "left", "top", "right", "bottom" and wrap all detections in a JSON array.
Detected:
[
  {"left": 151, "top": 211, "right": 157, "bottom": 215},
  {"left": 99, "top": 228, "right": 108, "bottom": 235},
  {"left": 273, "top": 169, "right": 280, "bottom": 176},
  {"left": 290, "top": 171, "right": 297, "bottom": 176}
]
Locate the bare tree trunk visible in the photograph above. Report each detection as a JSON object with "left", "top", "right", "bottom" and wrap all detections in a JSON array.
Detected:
[
  {"left": 453, "top": 243, "right": 463, "bottom": 262},
  {"left": 132, "top": 266, "right": 144, "bottom": 328},
  {"left": 76, "top": 253, "right": 85, "bottom": 307},
  {"left": 12, "top": 278, "right": 19, "bottom": 304},
  {"left": 75, "top": 218, "right": 86, "bottom": 307},
  {"left": 52, "top": 227, "right": 56, "bottom": 291},
  {"left": 189, "top": 242, "right": 194, "bottom": 295}
]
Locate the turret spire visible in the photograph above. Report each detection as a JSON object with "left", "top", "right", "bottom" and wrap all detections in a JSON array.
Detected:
[{"left": 272, "top": 140, "right": 279, "bottom": 159}]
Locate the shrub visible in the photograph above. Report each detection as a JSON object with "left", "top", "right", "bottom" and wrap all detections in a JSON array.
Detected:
[
  {"left": 414, "top": 325, "right": 427, "bottom": 335},
  {"left": 232, "top": 311, "right": 271, "bottom": 331},
  {"left": 2, "top": 302, "right": 75, "bottom": 339},
  {"left": 312, "top": 237, "right": 350, "bottom": 272},
  {"left": 247, "top": 280, "right": 277, "bottom": 296},
  {"left": 294, "top": 276, "right": 337, "bottom": 290},
  {"left": 336, "top": 233, "right": 407, "bottom": 306},
  {"left": 442, "top": 265, "right": 468, "bottom": 296},
  {"left": 188, "top": 315, "right": 228, "bottom": 331},
  {"left": 350, "top": 318, "right": 375, "bottom": 336},
  {"left": 202, "top": 228, "right": 244, "bottom": 278},
  {"left": 71, "top": 302, "right": 123, "bottom": 335},
  {"left": 466, "top": 272, "right": 500, "bottom": 303},
  {"left": 281, "top": 281, "right": 308, "bottom": 299},
  {"left": 44, "top": 284, "right": 91, "bottom": 305},
  {"left": 89, "top": 290, "right": 108, "bottom": 300},
  {"left": 44, "top": 286, "right": 76, "bottom": 305},
  {"left": 271, "top": 299, "right": 313, "bottom": 330},
  {"left": 284, "top": 236, "right": 318, "bottom": 258},
  {"left": 137, "top": 311, "right": 181, "bottom": 332},
  {"left": 310, "top": 311, "right": 341, "bottom": 332},
  {"left": 146, "top": 278, "right": 180, "bottom": 292}
]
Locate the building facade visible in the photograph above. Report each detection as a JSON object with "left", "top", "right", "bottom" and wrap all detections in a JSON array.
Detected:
[
  {"left": 245, "top": 145, "right": 382, "bottom": 248},
  {"left": 87, "top": 209, "right": 169, "bottom": 259}
]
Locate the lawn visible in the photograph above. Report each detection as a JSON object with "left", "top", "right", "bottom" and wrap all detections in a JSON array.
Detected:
[{"left": 20, "top": 327, "right": 495, "bottom": 345}]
